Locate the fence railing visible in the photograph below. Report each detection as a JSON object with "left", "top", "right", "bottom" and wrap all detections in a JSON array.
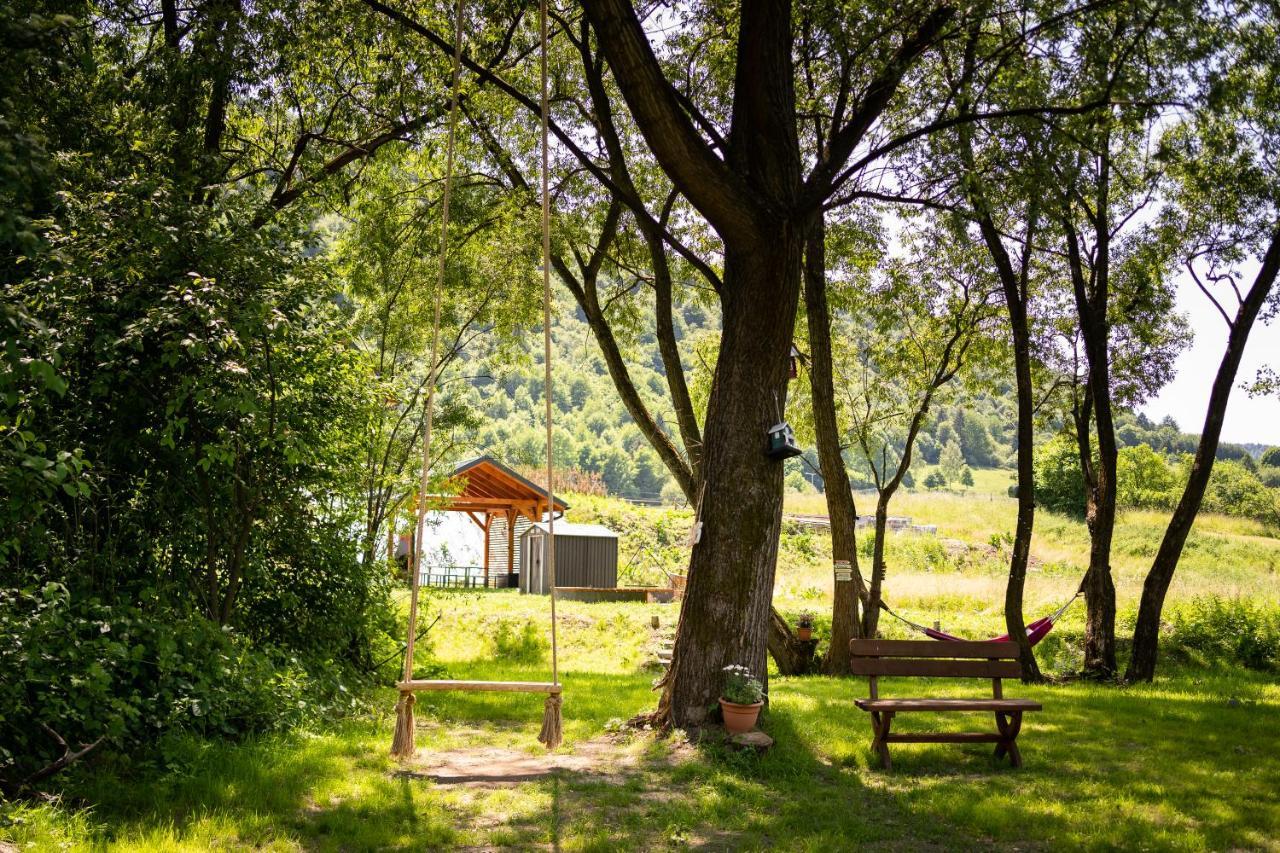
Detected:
[{"left": 416, "top": 564, "right": 517, "bottom": 589}]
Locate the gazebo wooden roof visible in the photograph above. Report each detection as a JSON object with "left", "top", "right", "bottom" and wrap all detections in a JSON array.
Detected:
[{"left": 439, "top": 456, "right": 567, "bottom": 585}]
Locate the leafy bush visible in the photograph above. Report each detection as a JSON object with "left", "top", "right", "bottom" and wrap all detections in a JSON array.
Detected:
[
  {"left": 1037, "top": 437, "right": 1278, "bottom": 526},
  {"left": 1034, "top": 434, "right": 1086, "bottom": 516},
  {"left": 490, "top": 619, "right": 549, "bottom": 664},
  {"left": 1165, "top": 596, "right": 1280, "bottom": 671},
  {"left": 1199, "top": 460, "right": 1278, "bottom": 526},
  {"left": 0, "top": 584, "right": 353, "bottom": 792},
  {"left": 1116, "top": 443, "right": 1182, "bottom": 509}
]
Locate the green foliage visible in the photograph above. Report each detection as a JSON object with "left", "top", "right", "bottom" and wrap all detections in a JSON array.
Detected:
[
  {"left": 719, "top": 664, "right": 765, "bottom": 705},
  {"left": 1200, "top": 459, "right": 1279, "bottom": 526},
  {"left": 1034, "top": 434, "right": 1086, "bottom": 516},
  {"left": 1031, "top": 437, "right": 1278, "bottom": 526},
  {"left": 938, "top": 439, "right": 966, "bottom": 485},
  {"left": 489, "top": 619, "right": 549, "bottom": 665},
  {"left": 1167, "top": 596, "right": 1280, "bottom": 671},
  {"left": 1, "top": 0, "right": 408, "bottom": 791},
  {"left": 1116, "top": 443, "right": 1182, "bottom": 509},
  {"left": 0, "top": 584, "right": 357, "bottom": 789}
]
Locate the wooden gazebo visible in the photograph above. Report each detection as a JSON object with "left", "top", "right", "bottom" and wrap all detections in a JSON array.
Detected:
[{"left": 440, "top": 456, "right": 568, "bottom": 588}]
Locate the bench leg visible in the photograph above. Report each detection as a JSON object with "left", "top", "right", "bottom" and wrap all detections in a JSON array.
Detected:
[
  {"left": 870, "top": 711, "right": 894, "bottom": 770},
  {"left": 994, "top": 711, "right": 1023, "bottom": 767}
]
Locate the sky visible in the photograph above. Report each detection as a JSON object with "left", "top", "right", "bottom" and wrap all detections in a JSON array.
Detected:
[{"left": 1140, "top": 269, "right": 1280, "bottom": 447}]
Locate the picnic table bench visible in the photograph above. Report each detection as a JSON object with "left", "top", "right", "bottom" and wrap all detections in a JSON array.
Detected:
[{"left": 849, "top": 639, "right": 1042, "bottom": 769}]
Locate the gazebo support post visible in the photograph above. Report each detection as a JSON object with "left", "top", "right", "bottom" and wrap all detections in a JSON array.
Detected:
[
  {"left": 483, "top": 513, "right": 492, "bottom": 587},
  {"left": 507, "top": 509, "right": 517, "bottom": 591}
]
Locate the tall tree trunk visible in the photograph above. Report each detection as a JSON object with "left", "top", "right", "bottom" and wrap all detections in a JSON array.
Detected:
[
  {"left": 659, "top": 230, "right": 804, "bottom": 727},
  {"left": 1070, "top": 386, "right": 1118, "bottom": 677},
  {"left": 803, "top": 216, "right": 864, "bottom": 673},
  {"left": 1126, "top": 228, "right": 1280, "bottom": 682},
  {"left": 1002, "top": 291, "right": 1042, "bottom": 681},
  {"left": 1065, "top": 197, "right": 1120, "bottom": 677}
]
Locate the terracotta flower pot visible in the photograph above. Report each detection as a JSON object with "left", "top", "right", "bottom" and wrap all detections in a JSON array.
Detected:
[
  {"left": 797, "top": 627, "right": 813, "bottom": 641},
  {"left": 719, "top": 698, "right": 763, "bottom": 734}
]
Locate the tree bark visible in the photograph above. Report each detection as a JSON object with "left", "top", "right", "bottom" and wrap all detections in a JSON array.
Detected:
[
  {"left": 804, "top": 216, "right": 864, "bottom": 673},
  {"left": 862, "top": 497, "right": 892, "bottom": 638},
  {"left": 658, "top": 231, "right": 805, "bottom": 726},
  {"left": 957, "top": 90, "right": 1042, "bottom": 680},
  {"left": 1002, "top": 289, "right": 1043, "bottom": 681},
  {"left": 1069, "top": 385, "right": 1118, "bottom": 677},
  {"left": 1126, "top": 228, "right": 1280, "bottom": 682},
  {"left": 1064, "top": 209, "right": 1119, "bottom": 678}
]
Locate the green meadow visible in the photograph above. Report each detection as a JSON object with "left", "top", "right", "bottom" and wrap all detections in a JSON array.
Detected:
[{"left": 6, "top": 488, "right": 1279, "bottom": 851}]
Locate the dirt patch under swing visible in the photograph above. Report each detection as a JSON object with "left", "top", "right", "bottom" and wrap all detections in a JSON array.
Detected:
[{"left": 395, "top": 732, "right": 693, "bottom": 788}]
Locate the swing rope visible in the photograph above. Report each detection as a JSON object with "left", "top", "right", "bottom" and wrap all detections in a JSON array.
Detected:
[
  {"left": 535, "top": 0, "right": 563, "bottom": 750},
  {"left": 391, "top": 0, "right": 466, "bottom": 760},
  {"left": 391, "top": 0, "right": 563, "bottom": 758}
]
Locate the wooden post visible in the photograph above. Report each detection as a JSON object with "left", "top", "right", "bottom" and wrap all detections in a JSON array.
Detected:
[
  {"left": 506, "top": 509, "right": 516, "bottom": 589},
  {"left": 483, "top": 513, "right": 492, "bottom": 587}
]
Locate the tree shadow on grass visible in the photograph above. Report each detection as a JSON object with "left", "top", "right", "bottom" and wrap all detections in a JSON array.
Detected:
[
  {"left": 69, "top": 720, "right": 466, "bottom": 849},
  {"left": 822, "top": 674, "right": 1280, "bottom": 850}
]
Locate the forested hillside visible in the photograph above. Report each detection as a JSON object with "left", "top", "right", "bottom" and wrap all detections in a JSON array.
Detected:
[{"left": 452, "top": 294, "right": 1273, "bottom": 501}]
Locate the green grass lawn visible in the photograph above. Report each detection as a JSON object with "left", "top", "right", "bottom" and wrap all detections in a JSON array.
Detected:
[
  {"left": 6, "top": 591, "right": 1279, "bottom": 851},
  {"left": 6, "top": 490, "right": 1278, "bottom": 850}
]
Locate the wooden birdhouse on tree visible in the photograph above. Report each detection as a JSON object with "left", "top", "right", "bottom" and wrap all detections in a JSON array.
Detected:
[
  {"left": 766, "top": 421, "right": 802, "bottom": 460},
  {"left": 788, "top": 344, "right": 803, "bottom": 379}
]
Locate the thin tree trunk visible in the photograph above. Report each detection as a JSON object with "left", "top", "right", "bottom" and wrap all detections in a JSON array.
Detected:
[
  {"left": 1002, "top": 291, "right": 1042, "bottom": 681},
  {"left": 659, "top": 230, "right": 804, "bottom": 728},
  {"left": 955, "top": 32, "right": 1041, "bottom": 681},
  {"left": 1066, "top": 218, "right": 1120, "bottom": 677},
  {"left": 645, "top": 218, "right": 704, "bottom": 480},
  {"left": 1126, "top": 228, "right": 1280, "bottom": 682},
  {"left": 862, "top": 498, "right": 891, "bottom": 637},
  {"left": 1070, "top": 384, "right": 1118, "bottom": 676},
  {"left": 803, "top": 216, "right": 864, "bottom": 673}
]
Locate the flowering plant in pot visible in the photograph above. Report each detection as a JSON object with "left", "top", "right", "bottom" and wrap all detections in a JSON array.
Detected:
[
  {"left": 719, "top": 664, "right": 765, "bottom": 734},
  {"left": 795, "top": 610, "right": 816, "bottom": 641}
]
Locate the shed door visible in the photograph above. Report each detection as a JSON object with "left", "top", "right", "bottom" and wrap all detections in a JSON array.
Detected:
[{"left": 529, "top": 533, "right": 544, "bottom": 594}]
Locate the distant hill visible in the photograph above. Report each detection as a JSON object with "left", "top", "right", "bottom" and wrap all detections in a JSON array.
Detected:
[{"left": 454, "top": 293, "right": 1274, "bottom": 498}]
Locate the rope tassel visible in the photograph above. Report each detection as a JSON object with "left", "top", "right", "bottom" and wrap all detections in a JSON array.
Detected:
[
  {"left": 390, "top": 691, "right": 416, "bottom": 759},
  {"left": 537, "top": 693, "right": 562, "bottom": 750}
]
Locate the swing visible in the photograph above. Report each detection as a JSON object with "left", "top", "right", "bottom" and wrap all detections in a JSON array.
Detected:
[{"left": 390, "top": 0, "right": 563, "bottom": 758}]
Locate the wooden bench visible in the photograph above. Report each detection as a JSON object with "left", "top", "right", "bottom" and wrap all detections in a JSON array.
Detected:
[{"left": 849, "top": 639, "right": 1042, "bottom": 769}]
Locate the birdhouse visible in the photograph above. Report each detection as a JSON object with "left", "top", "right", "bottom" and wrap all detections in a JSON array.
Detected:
[
  {"left": 788, "top": 344, "right": 802, "bottom": 379},
  {"left": 766, "top": 421, "right": 802, "bottom": 460}
]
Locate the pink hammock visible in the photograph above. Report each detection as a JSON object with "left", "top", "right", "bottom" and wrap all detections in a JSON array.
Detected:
[
  {"left": 883, "top": 594, "right": 1079, "bottom": 647},
  {"left": 922, "top": 614, "right": 1057, "bottom": 645}
]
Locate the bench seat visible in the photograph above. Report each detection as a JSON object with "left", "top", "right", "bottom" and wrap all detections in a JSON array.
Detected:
[
  {"left": 849, "top": 638, "right": 1043, "bottom": 769},
  {"left": 855, "top": 698, "right": 1041, "bottom": 712}
]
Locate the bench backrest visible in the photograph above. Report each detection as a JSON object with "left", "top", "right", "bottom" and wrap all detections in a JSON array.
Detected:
[{"left": 848, "top": 639, "right": 1022, "bottom": 698}]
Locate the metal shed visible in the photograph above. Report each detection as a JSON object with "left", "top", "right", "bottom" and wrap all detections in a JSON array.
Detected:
[{"left": 518, "top": 522, "right": 618, "bottom": 595}]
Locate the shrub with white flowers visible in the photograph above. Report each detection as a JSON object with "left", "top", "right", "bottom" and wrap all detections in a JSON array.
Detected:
[{"left": 720, "top": 663, "right": 765, "bottom": 705}]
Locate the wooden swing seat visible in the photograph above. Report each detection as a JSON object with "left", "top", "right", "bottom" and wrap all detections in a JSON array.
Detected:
[{"left": 397, "top": 680, "right": 562, "bottom": 694}]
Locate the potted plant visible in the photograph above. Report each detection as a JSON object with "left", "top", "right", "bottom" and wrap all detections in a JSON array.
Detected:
[
  {"left": 719, "top": 664, "right": 765, "bottom": 734},
  {"left": 795, "top": 610, "right": 816, "bottom": 642}
]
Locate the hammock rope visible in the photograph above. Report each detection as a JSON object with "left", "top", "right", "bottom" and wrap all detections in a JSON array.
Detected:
[{"left": 880, "top": 592, "right": 1081, "bottom": 646}]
